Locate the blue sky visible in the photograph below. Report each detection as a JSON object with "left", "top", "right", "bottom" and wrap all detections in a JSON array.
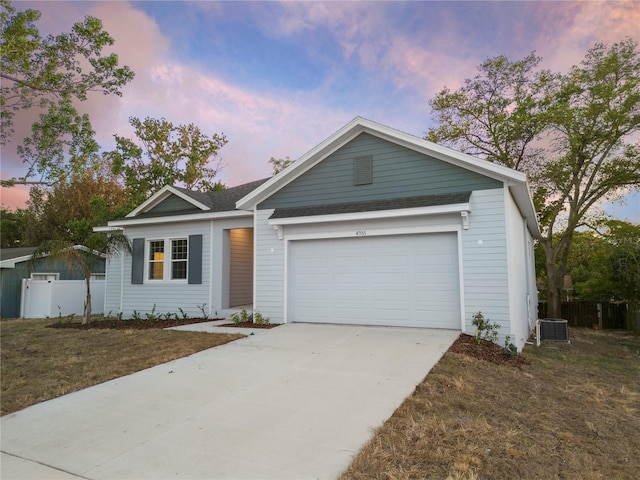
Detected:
[{"left": 1, "top": 0, "right": 639, "bottom": 222}]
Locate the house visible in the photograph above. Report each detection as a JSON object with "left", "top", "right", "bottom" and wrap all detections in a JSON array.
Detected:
[
  {"left": 103, "top": 117, "right": 540, "bottom": 350},
  {"left": 0, "top": 246, "right": 106, "bottom": 318}
]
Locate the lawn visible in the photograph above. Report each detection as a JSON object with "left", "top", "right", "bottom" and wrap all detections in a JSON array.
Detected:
[
  {"left": 0, "top": 318, "right": 243, "bottom": 416},
  {"left": 342, "top": 328, "right": 640, "bottom": 480},
  {"left": 2, "top": 321, "right": 638, "bottom": 479}
]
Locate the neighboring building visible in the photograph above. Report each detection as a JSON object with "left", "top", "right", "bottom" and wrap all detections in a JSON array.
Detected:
[
  {"left": 103, "top": 117, "right": 540, "bottom": 350},
  {"left": 0, "top": 247, "right": 106, "bottom": 318}
]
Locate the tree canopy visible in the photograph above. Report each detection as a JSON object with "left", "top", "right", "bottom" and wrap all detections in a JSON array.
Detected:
[
  {"left": 0, "top": 0, "right": 134, "bottom": 184},
  {"left": 427, "top": 39, "right": 640, "bottom": 315},
  {"left": 269, "top": 156, "right": 294, "bottom": 175},
  {"left": 108, "top": 116, "right": 227, "bottom": 208},
  {"left": 24, "top": 161, "right": 127, "bottom": 246}
]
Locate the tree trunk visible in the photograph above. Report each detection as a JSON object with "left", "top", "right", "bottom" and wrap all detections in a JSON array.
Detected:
[
  {"left": 542, "top": 239, "right": 563, "bottom": 318},
  {"left": 82, "top": 278, "right": 92, "bottom": 325}
]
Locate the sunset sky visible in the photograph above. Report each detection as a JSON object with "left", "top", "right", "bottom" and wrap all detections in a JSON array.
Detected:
[{"left": 1, "top": 1, "right": 639, "bottom": 221}]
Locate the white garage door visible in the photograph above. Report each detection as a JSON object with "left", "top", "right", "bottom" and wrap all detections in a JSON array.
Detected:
[{"left": 288, "top": 232, "right": 460, "bottom": 329}]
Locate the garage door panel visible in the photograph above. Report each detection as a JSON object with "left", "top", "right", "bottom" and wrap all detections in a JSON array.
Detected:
[{"left": 288, "top": 233, "right": 460, "bottom": 329}]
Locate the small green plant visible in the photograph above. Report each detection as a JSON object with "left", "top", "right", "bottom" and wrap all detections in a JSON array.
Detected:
[
  {"left": 178, "top": 308, "right": 188, "bottom": 320},
  {"left": 471, "top": 311, "right": 499, "bottom": 345},
  {"left": 230, "top": 308, "right": 251, "bottom": 324},
  {"left": 254, "top": 311, "right": 270, "bottom": 325},
  {"left": 503, "top": 335, "right": 518, "bottom": 358},
  {"left": 196, "top": 303, "right": 209, "bottom": 320},
  {"left": 145, "top": 304, "right": 158, "bottom": 321},
  {"left": 131, "top": 310, "right": 142, "bottom": 321}
]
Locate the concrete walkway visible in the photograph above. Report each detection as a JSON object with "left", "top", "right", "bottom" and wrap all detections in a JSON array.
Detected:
[{"left": 1, "top": 323, "right": 458, "bottom": 480}]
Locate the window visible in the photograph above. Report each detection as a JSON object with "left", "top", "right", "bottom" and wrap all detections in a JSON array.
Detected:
[
  {"left": 171, "top": 239, "right": 188, "bottom": 279},
  {"left": 148, "top": 240, "right": 165, "bottom": 280},
  {"left": 147, "top": 238, "right": 188, "bottom": 281}
]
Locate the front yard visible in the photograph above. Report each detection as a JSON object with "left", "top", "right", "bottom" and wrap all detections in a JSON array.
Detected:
[
  {"left": 341, "top": 328, "right": 640, "bottom": 479},
  {"left": 2, "top": 320, "right": 638, "bottom": 479},
  {"left": 0, "top": 318, "right": 243, "bottom": 416}
]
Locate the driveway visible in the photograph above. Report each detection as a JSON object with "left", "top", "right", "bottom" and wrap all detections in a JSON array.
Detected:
[{"left": 1, "top": 323, "right": 458, "bottom": 479}]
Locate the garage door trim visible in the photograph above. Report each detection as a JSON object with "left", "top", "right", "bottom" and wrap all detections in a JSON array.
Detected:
[{"left": 282, "top": 221, "right": 465, "bottom": 330}]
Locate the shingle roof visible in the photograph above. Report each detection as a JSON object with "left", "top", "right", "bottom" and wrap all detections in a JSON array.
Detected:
[
  {"left": 174, "top": 178, "right": 271, "bottom": 212},
  {"left": 132, "top": 178, "right": 271, "bottom": 219},
  {"left": 0, "top": 247, "right": 37, "bottom": 262},
  {"left": 269, "top": 191, "right": 472, "bottom": 219}
]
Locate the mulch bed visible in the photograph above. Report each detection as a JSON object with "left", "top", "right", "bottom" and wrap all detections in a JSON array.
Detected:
[
  {"left": 48, "top": 318, "right": 220, "bottom": 330},
  {"left": 448, "top": 334, "right": 531, "bottom": 367},
  {"left": 220, "top": 321, "right": 278, "bottom": 329}
]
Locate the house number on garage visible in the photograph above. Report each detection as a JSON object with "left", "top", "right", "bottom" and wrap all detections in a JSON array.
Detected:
[{"left": 355, "top": 230, "right": 367, "bottom": 236}]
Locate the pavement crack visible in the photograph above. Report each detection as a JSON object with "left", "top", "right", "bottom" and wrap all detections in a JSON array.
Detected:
[{"left": 1, "top": 450, "right": 91, "bottom": 479}]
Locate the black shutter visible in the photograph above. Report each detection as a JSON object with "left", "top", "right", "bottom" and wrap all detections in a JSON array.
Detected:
[
  {"left": 188, "top": 234, "right": 202, "bottom": 284},
  {"left": 131, "top": 238, "right": 145, "bottom": 284}
]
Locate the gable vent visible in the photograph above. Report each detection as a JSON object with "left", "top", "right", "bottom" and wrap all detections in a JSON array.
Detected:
[{"left": 354, "top": 155, "right": 373, "bottom": 185}]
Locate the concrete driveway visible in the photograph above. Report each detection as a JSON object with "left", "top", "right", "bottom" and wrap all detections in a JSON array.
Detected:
[{"left": 1, "top": 323, "right": 458, "bottom": 480}]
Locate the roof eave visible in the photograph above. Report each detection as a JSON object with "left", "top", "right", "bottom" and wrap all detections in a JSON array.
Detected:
[{"left": 109, "top": 209, "right": 252, "bottom": 227}]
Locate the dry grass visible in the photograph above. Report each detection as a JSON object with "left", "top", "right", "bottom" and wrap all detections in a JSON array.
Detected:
[
  {"left": 342, "top": 328, "right": 640, "bottom": 480},
  {"left": 1, "top": 319, "right": 243, "bottom": 416}
]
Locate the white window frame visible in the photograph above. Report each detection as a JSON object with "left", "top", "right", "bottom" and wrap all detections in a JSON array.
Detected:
[{"left": 145, "top": 237, "right": 188, "bottom": 282}]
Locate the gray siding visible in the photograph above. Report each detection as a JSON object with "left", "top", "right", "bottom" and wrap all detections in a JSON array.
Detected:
[
  {"left": 147, "top": 194, "right": 200, "bottom": 214},
  {"left": 260, "top": 133, "right": 501, "bottom": 209},
  {"left": 229, "top": 228, "right": 253, "bottom": 307}
]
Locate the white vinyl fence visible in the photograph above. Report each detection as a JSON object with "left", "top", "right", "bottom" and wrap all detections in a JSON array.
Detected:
[{"left": 20, "top": 279, "right": 105, "bottom": 319}]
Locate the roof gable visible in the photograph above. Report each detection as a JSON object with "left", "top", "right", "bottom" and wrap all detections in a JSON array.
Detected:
[
  {"left": 258, "top": 132, "right": 500, "bottom": 210},
  {"left": 110, "top": 179, "right": 271, "bottom": 225},
  {"left": 237, "top": 117, "right": 540, "bottom": 237}
]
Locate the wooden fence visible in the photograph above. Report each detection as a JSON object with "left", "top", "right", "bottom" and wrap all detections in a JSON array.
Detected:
[{"left": 538, "top": 301, "right": 630, "bottom": 330}]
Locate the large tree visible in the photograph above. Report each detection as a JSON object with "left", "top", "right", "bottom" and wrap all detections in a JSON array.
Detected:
[
  {"left": 0, "top": 0, "right": 134, "bottom": 184},
  {"left": 427, "top": 39, "right": 640, "bottom": 317},
  {"left": 108, "top": 116, "right": 227, "bottom": 208},
  {"left": 24, "top": 160, "right": 127, "bottom": 246}
]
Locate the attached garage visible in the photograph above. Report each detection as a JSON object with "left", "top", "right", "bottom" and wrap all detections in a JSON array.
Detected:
[{"left": 287, "top": 232, "right": 460, "bottom": 329}]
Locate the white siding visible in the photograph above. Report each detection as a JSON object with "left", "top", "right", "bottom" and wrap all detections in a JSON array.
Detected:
[
  {"left": 460, "top": 189, "right": 510, "bottom": 336},
  {"left": 254, "top": 209, "right": 285, "bottom": 322},
  {"left": 104, "top": 217, "right": 253, "bottom": 319},
  {"left": 104, "top": 254, "right": 123, "bottom": 315},
  {"left": 505, "top": 190, "right": 539, "bottom": 351}
]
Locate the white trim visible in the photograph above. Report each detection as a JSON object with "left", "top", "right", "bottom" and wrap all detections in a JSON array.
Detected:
[
  {"left": 456, "top": 228, "right": 466, "bottom": 333},
  {"left": 109, "top": 209, "right": 251, "bottom": 227},
  {"left": 269, "top": 203, "right": 470, "bottom": 228},
  {"left": 30, "top": 272, "right": 60, "bottom": 280},
  {"left": 0, "top": 254, "right": 34, "bottom": 268},
  {"left": 93, "top": 226, "right": 123, "bottom": 233},
  {"left": 143, "top": 237, "right": 189, "bottom": 283},
  {"left": 126, "top": 186, "right": 210, "bottom": 218},
  {"left": 208, "top": 220, "right": 214, "bottom": 318},
  {"left": 0, "top": 245, "right": 104, "bottom": 268},
  {"left": 252, "top": 205, "right": 258, "bottom": 313},
  {"left": 284, "top": 223, "right": 460, "bottom": 242}
]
